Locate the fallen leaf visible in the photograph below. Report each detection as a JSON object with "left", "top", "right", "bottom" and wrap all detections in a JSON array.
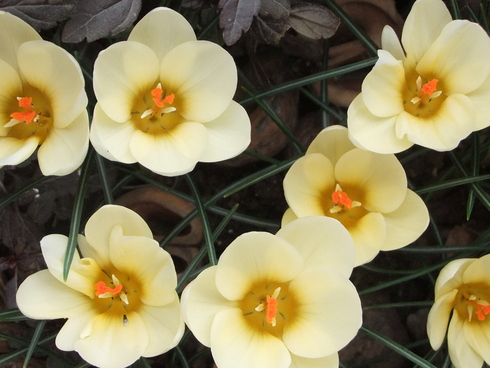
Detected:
[
  {"left": 250, "top": 14, "right": 290, "bottom": 45},
  {"left": 288, "top": 3, "right": 340, "bottom": 40},
  {"left": 218, "top": 0, "right": 261, "bottom": 45},
  {"left": 259, "top": 0, "right": 290, "bottom": 19}
]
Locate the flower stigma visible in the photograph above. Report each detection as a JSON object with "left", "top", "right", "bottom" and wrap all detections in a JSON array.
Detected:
[
  {"left": 94, "top": 274, "right": 129, "bottom": 305},
  {"left": 455, "top": 283, "right": 490, "bottom": 323},
  {"left": 403, "top": 73, "right": 445, "bottom": 118},
  {"left": 330, "top": 184, "right": 361, "bottom": 214},
  {"left": 8, "top": 97, "right": 39, "bottom": 125},
  {"left": 140, "top": 83, "right": 176, "bottom": 119}
]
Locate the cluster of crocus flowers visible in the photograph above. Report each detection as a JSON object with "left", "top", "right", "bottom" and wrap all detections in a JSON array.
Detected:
[
  {"left": 0, "top": 11, "right": 89, "bottom": 176},
  {"left": 283, "top": 125, "right": 429, "bottom": 266},
  {"left": 427, "top": 255, "right": 490, "bottom": 368},
  {"left": 181, "top": 216, "right": 362, "bottom": 368},
  {"left": 347, "top": 0, "right": 490, "bottom": 153},
  {"left": 16, "top": 205, "right": 184, "bottom": 368},
  {"left": 90, "top": 7, "right": 251, "bottom": 176}
]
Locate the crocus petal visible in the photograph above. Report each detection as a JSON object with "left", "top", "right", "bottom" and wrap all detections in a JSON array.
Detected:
[
  {"left": 41, "top": 234, "right": 104, "bottom": 297},
  {"left": 463, "top": 319, "right": 490, "bottom": 365},
  {"left": 381, "top": 189, "right": 429, "bottom": 251},
  {"left": 74, "top": 312, "right": 149, "bottom": 368},
  {"left": 128, "top": 7, "right": 196, "bottom": 62},
  {"left": 198, "top": 101, "right": 251, "bottom": 162},
  {"left": 283, "top": 153, "right": 335, "bottom": 217},
  {"left": 139, "top": 294, "right": 185, "bottom": 357},
  {"left": 37, "top": 110, "right": 89, "bottom": 176},
  {"left": 435, "top": 259, "right": 473, "bottom": 299},
  {"left": 0, "top": 11, "right": 41, "bottom": 71},
  {"left": 347, "top": 94, "right": 413, "bottom": 154},
  {"left": 129, "top": 122, "right": 207, "bottom": 176},
  {"left": 0, "top": 59, "right": 22, "bottom": 127},
  {"left": 211, "top": 308, "right": 291, "bottom": 368},
  {"left": 17, "top": 40, "right": 87, "bottom": 129},
  {"left": 109, "top": 225, "right": 177, "bottom": 306},
  {"left": 349, "top": 212, "right": 386, "bottom": 266},
  {"left": 305, "top": 125, "right": 356, "bottom": 166},
  {"left": 160, "top": 40, "right": 237, "bottom": 122},
  {"left": 395, "top": 95, "right": 473, "bottom": 151},
  {"left": 55, "top": 307, "right": 99, "bottom": 351},
  {"left": 381, "top": 25, "right": 405, "bottom": 62},
  {"left": 82, "top": 205, "right": 153, "bottom": 268},
  {"left": 290, "top": 352, "right": 339, "bottom": 368},
  {"left": 427, "top": 289, "right": 458, "bottom": 350},
  {"left": 16, "top": 269, "right": 92, "bottom": 320},
  {"left": 417, "top": 21, "right": 490, "bottom": 94},
  {"left": 400, "top": 0, "right": 452, "bottom": 64},
  {"left": 462, "top": 254, "right": 490, "bottom": 286},
  {"left": 447, "top": 313, "right": 483, "bottom": 368},
  {"left": 284, "top": 268, "right": 362, "bottom": 357},
  {"left": 90, "top": 104, "right": 137, "bottom": 164},
  {"left": 281, "top": 207, "right": 299, "bottom": 227},
  {"left": 215, "top": 232, "right": 303, "bottom": 301},
  {"left": 0, "top": 136, "right": 39, "bottom": 166},
  {"left": 335, "top": 148, "right": 407, "bottom": 213},
  {"left": 361, "top": 50, "right": 405, "bottom": 118},
  {"left": 181, "top": 266, "right": 236, "bottom": 347},
  {"left": 466, "top": 73, "right": 490, "bottom": 131},
  {"left": 94, "top": 41, "right": 160, "bottom": 123},
  {"left": 276, "top": 216, "right": 355, "bottom": 278}
]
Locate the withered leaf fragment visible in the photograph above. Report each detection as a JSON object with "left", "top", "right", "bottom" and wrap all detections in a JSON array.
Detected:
[{"left": 289, "top": 3, "right": 340, "bottom": 39}]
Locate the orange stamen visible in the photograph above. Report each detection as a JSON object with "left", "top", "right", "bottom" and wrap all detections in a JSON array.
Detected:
[
  {"left": 151, "top": 87, "right": 175, "bottom": 108},
  {"left": 10, "top": 97, "right": 37, "bottom": 124},
  {"left": 469, "top": 300, "right": 490, "bottom": 321},
  {"left": 332, "top": 190, "right": 353, "bottom": 209},
  {"left": 94, "top": 281, "right": 123, "bottom": 296},
  {"left": 421, "top": 79, "right": 438, "bottom": 96},
  {"left": 265, "top": 295, "right": 278, "bottom": 325}
]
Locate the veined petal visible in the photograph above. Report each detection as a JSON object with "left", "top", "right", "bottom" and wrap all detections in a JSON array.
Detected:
[
  {"left": 395, "top": 95, "right": 473, "bottom": 151},
  {"left": 109, "top": 225, "right": 177, "bottom": 306},
  {"left": 215, "top": 232, "right": 303, "bottom": 301},
  {"left": 466, "top": 72, "right": 490, "bottom": 131},
  {"left": 347, "top": 94, "right": 413, "bottom": 154},
  {"left": 0, "top": 59, "right": 22, "bottom": 128},
  {"left": 463, "top": 318, "right": 490, "bottom": 365},
  {"left": 435, "top": 259, "right": 474, "bottom": 299},
  {"left": 74, "top": 312, "right": 149, "bottom": 368},
  {"left": 335, "top": 148, "right": 407, "bottom": 213},
  {"left": 381, "top": 25, "right": 405, "bottom": 61},
  {"left": 276, "top": 216, "right": 355, "bottom": 278},
  {"left": 128, "top": 7, "right": 196, "bottom": 61},
  {"left": 0, "top": 136, "right": 39, "bottom": 166},
  {"left": 129, "top": 122, "right": 207, "bottom": 176},
  {"left": 181, "top": 267, "right": 237, "bottom": 347},
  {"left": 447, "top": 314, "right": 483, "bottom": 368},
  {"left": 160, "top": 40, "right": 237, "bottom": 122},
  {"left": 427, "top": 289, "right": 458, "bottom": 350},
  {"left": 198, "top": 101, "right": 251, "bottom": 162},
  {"left": 0, "top": 11, "right": 41, "bottom": 71},
  {"left": 93, "top": 41, "right": 159, "bottom": 123},
  {"left": 284, "top": 268, "right": 361, "bottom": 357},
  {"left": 90, "top": 104, "right": 137, "bottom": 164},
  {"left": 401, "top": 0, "right": 452, "bottom": 65},
  {"left": 290, "top": 352, "right": 339, "bottom": 368},
  {"left": 305, "top": 125, "right": 355, "bottom": 166},
  {"left": 41, "top": 234, "right": 104, "bottom": 297},
  {"left": 16, "top": 269, "right": 92, "bottom": 320},
  {"left": 83, "top": 205, "right": 153, "bottom": 269},
  {"left": 139, "top": 295, "right": 185, "bottom": 357},
  {"left": 349, "top": 212, "right": 386, "bottom": 266},
  {"left": 462, "top": 254, "right": 490, "bottom": 286},
  {"left": 381, "top": 189, "right": 429, "bottom": 251},
  {"left": 17, "top": 40, "right": 87, "bottom": 129},
  {"left": 283, "top": 154, "right": 335, "bottom": 217},
  {"left": 37, "top": 110, "right": 89, "bottom": 176},
  {"left": 417, "top": 21, "right": 490, "bottom": 94},
  {"left": 281, "top": 207, "right": 299, "bottom": 227},
  {"left": 56, "top": 307, "right": 99, "bottom": 351},
  {"left": 361, "top": 50, "right": 405, "bottom": 118},
  {"left": 211, "top": 308, "right": 291, "bottom": 368}
]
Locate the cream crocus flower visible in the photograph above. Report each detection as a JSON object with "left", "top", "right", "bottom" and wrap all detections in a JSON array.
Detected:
[
  {"left": 283, "top": 125, "right": 429, "bottom": 266},
  {"left": 90, "top": 7, "right": 251, "bottom": 176},
  {"left": 181, "top": 216, "right": 362, "bottom": 368},
  {"left": 0, "top": 11, "right": 89, "bottom": 175},
  {"left": 427, "top": 255, "right": 490, "bottom": 368},
  {"left": 16, "top": 205, "right": 184, "bottom": 368},
  {"left": 347, "top": 0, "right": 490, "bottom": 153}
]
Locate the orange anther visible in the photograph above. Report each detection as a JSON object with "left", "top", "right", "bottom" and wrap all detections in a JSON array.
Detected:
[
  {"left": 10, "top": 97, "right": 37, "bottom": 124},
  {"left": 265, "top": 295, "right": 278, "bottom": 325},
  {"left": 94, "top": 281, "right": 123, "bottom": 296},
  {"left": 469, "top": 300, "right": 490, "bottom": 321},
  {"left": 151, "top": 87, "right": 175, "bottom": 108},
  {"left": 332, "top": 190, "right": 353, "bottom": 209},
  {"left": 421, "top": 79, "right": 438, "bottom": 96}
]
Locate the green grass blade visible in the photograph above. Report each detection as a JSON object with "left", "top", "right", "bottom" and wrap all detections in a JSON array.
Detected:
[
  {"left": 23, "top": 320, "right": 46, "bottom": 368},
  {"left": 95, "top": 154, "right": 113, "bottom": 204}
]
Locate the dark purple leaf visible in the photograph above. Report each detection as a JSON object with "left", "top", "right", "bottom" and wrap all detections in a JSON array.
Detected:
[
  {"left": 259, "top": 0, "right": 290, "bottom": 19},
  {"left": 218, "top": 0, "right": 261, "bottom": 45},
  {"left": 250, "top": 14, "right": 289, "bottom": 45},
  {"left": 288, "top": 3, "right": 340, "bottom": 40}
]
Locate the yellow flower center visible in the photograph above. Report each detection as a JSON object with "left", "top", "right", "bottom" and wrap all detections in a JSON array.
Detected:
[
  {"left": 4, "top": 86, "right": 53, "bottom": 143},
  {"left": 454, "top": 283, "right": 490, "bottom": 323},
  {"left": 131, "top": 82, "right": 180, "bottom": 135},
  {"left": 239, "top": 282, "right": 297, "bottom": 338},
  {"left": 323, "top": 184, "right": 366, "bottom": 229},
  {"left": 403, "top": 72, "right": 446, "bottom": 118}
]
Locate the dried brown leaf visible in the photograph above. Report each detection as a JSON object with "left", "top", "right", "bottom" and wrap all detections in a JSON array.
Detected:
[
  {"left": 259, "top": 0, "right": 290, "bottom": 19},
  {"left": 218, "top": 0, "right": 261, "bottom": 45},
  {"left": 288, "top": 3, "right": 340, "bottom": 40}
]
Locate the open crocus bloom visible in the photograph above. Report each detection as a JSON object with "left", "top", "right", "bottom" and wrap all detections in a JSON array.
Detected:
[
  {"left": 90, "top": 7, "right": 251, "bottom": 176},
  {"left": 347, "top": 0, "right": 490, "bottom": 153},
  {"left": 283, "top": 125, "right": 429, "bottom": 266},
  {"left": 427, "top": 255, "right": 490, "bottom": 368},
  {"left": 0, "top": 11, "right": 89, "bottom": 176},
  {"left": 181, "top": 216, "right": 362, "bottom": 368},
  {"left": 16, "top": 205, "right": 184, "bottom": 368}
]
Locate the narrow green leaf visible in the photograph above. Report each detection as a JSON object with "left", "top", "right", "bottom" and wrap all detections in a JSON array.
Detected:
[
  {"left": 95, "top": 153, "right": 113, "bottom": 204},
  {"left": 23, "top": 320, "right": 46, "bottom": 368},
  {"left": 0, "top": 308, "right": 28, "bottom": 322},
  {"left": 0, "top": 175, "right": 53, "bottom": 211},
  {"left": 416, "top": 174, "right": 490, "bottom": 195},
  {"left": 448, "top": 0, "right": 461, "bottom": 19},
  {"left": 466, "top": 133, "right": 480, "bottom": 220}
]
